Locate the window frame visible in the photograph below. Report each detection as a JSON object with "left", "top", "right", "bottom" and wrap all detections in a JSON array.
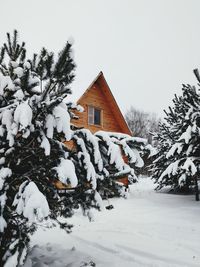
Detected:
[{"left": 88, "top": 105, "right": 102, "bottom": 126}]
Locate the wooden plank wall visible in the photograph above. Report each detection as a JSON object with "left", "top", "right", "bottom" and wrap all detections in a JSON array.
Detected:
[{"left": 71, "top": 82, "right": 124, "bottom": 134}]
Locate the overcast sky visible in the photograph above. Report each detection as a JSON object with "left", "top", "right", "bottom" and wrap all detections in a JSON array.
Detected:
[{"left": 1, "top": 0, "right": 200, "bottom": 116}]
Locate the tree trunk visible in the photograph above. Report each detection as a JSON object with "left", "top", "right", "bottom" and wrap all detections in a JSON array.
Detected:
[{"left": 194, "top": 175, "right": 199, "bottom": 201}]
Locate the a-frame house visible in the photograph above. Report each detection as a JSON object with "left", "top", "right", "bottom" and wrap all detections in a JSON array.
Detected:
[
  {"left": 54, "top": 72, "right": 131, "bottom": 192},
  {"left": 71, "top": 71, "right": 132, "bottom": 136}
]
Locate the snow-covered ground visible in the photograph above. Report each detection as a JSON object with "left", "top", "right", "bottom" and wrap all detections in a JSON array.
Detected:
[{"left": 24, "top": 178, "right": 200, "bottom": 267}]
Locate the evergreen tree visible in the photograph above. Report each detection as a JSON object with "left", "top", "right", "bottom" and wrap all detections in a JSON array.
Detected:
[
  {"left": 152, "top": 70, "right": 200, "bottom": 200},
  {"left": 151, "top": 122, "right": 174, "bottom": 188},
  {"left": 69, "top": 129, "right": 148, "bottom": 199},
  {"left": 0, "top": 30, "right": 79, "bottom": 266},
  {"left": 0, "top": 31, "right": 148, "bottom": 266}
]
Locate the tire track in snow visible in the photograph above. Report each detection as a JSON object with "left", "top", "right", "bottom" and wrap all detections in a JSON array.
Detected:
[
  {"left": 72, "top": 235, "right": 153, "bottom": 266},
  {"left": 116, "top": 244, "right": 200, "bottom": 267}
]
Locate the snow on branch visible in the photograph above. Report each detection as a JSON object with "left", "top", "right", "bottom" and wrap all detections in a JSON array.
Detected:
[
  {"left": 14, "top": 101, "right": 33, "bottom": 138},
  {"left": 0, "top": 167, "right": 12, "bottom": 190},
  {"left": 52, "top": 104, "right": 72, "bottom": 141},
  {"left": 96, "top": 131, "right": 146, "bottom": 170},
  {"left": 13, "top": 181, "right": 50, "bottom": 223},
  {"left": 181, "top": 158, "right": 197, "bottom": 175},
  {"left": 166, "top": 142, "right": 183, "bottom": 158},
  {"left": 74, "top": 135, "right": 97, "bottom": 189},
  {"left": 158, "top": 160, "right": 180, "bottom": 182},
  {"left": 95, "top": 131, "right": 128, "bottom": 171},
  {"left": 54, "top": 158, "right": 78, "bottom": 187},
  {"left": 75, "top": 129, "right": 103, "bottom": 172},
  {"left": 178, "top": 125, "right": 192, "bottom": 144}
]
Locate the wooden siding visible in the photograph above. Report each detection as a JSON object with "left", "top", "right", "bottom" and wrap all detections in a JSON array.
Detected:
[{"left": 71, "top": 73, "right": 131, "bottom": 135}]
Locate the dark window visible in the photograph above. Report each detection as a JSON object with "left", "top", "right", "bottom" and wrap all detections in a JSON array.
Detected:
[
  {"left": 88, "top": 106, "right": 101, "bottom": 126},
  {"left": 94, "top": 108, "right": 101, "bottom": 125}
]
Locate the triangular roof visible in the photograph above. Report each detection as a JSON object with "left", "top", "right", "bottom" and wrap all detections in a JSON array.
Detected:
[{"left": 77, "top": 71, "right": 132, "bottom": 135}]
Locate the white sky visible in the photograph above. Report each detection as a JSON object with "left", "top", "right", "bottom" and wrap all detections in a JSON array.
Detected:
[{"left": 1, "top": 0, "right": 200, "bottom": 116}]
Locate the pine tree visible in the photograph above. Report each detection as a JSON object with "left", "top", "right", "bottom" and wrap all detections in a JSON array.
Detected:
[
  {"left": 0, "top": 31, "right": 149, "bottom": 266},
  {"left": 152, "top": 70, "right": 200, "bottom": 200},
  {"left": 0, "top": 30, "right": 102, "bottom": 266},
  {"left": 0, "top": 30, "right": 79, "bottom": 266},
  {"left": 68, "top": 129, "right": 148, "bottom": 199},
  {"left": 151, "top": 122, "right": 174, "bottom": 188}
]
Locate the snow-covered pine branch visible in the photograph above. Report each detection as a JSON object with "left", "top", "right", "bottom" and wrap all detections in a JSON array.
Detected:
[{"left": 68, "top": 129, "right": 149, "bottom": 198}]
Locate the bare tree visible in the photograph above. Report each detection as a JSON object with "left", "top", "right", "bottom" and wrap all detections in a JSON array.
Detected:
[{"left": 125, "top": 106, "right": 160, "bottom": 144}]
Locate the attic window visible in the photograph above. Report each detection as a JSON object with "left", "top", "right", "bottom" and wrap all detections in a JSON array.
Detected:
[{"left": 88, "top": 106, "right": 101, "bottom": 126}]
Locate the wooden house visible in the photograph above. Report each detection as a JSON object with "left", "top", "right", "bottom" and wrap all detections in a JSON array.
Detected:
[
  {"left": 54, "top": 72, "right": 131, "bottom": 192},
  {"left": 71, "top": 71, "right": 132, "bottom": 135}
]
